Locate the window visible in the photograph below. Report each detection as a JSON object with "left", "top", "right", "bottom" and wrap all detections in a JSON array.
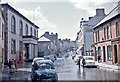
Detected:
[
  {"left": 30, "top": 27, "right": 32, "bottom": 36},
  {"left": 98, "top": 31, "right": 100, "bottom": 41},
  {"left": 19, "top": 41, "right": 23, "bottom": 50},
  {"left": 11, "top": 16, "right": 16, "bottom": 33},
  {"left": 96, "top": 32, "right": 97, "bottom": 42},
  {"left": 107, "top": 46, "right": 112, "bottom": 60},
  {"left": 2, "top": 23, "right": 4, "bottom": 40},
  {"left": 116, "top": 22, "right": 119, "bottom": 37},
  {"left": 104, "top": 28, "right": 106, "bottom": 40},
  {"left": 11, "top": 39, "right": 16, "bottom": 54},
  {"left": 26, "top": 24, "right": 28, "bottom": 35},
  {"left": 107, "top": 26, "right": 109, "bottom": 39},
  {"left": 34, "top": 29, "right": 36, "bottom": 37},
  {"left": 19, "top": 21, "right": 23, "bottom": 36}
]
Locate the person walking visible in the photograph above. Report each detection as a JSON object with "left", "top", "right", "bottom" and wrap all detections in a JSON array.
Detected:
[
  {"left": 8, "top": 59, "right": 12, "bottom": 73},
  {"left": 82, "top": 57, "right": 86, "bottom": 68},
  {"left": 14, "top": 60, "right": 18, "bottom": 72},
  {"left": 98, "top": 55, "right": 101, "bottom": 63},
  {"left": 77, "top": 58, "right": 81, "bottom": 68},
  {"left": 11, "top": 59, "right": 15, "bottom": 73}
]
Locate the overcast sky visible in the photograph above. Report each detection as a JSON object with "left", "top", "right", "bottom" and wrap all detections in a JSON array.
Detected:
[{"left": 2, "top": 0, "right": 118, "bottom": 40}]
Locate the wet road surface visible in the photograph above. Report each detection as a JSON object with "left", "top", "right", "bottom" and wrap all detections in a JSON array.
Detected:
[{"left": 1, "top": 55, "right": 120, "bottom": 81}]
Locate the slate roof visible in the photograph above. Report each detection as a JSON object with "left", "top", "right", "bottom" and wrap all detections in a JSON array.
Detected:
[{"left": 93, "top": 5, "right": 120, "bottom": 29}]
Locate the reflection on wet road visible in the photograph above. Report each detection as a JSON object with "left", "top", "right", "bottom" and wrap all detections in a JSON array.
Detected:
[{"left": 54, "top": 56, "right": 119, "bottom": 80}]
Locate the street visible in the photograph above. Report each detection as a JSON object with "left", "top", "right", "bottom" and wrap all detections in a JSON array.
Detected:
[{"left": 1, "top": 53, "right": 120, "bottom": 81}]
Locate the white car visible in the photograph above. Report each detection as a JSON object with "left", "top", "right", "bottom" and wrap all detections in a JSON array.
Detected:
[
  {"left": 32, "top": 57, "right": 44, "bottom": 66},
  {"left": 74, "top": 55, "right": 82, "bottom": 63},
  {"left": 81, "top": 56, "right": 96, "bottom": 67}
]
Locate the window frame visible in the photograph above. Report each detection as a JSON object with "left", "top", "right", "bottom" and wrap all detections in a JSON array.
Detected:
[
  {"left": 11, "top": 39, "right": 16, "bottom": 54},
  {"left": 19, "top": 20, "right": 23, "bottom": 36},
  {"left": 116, "top": 22, "right": 119, "bottom": 37},
  {"left": 107, "top": 26, "right": 109, "bottom": 39},
  {"left": 11, "top": 16, "right": 16, "bottom": 33}
]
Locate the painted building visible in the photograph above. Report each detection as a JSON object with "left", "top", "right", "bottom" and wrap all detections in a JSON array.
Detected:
[
  {"left": 38, "top": 36, "right": 54, "bottom": 57},
  {"left": 93, "top": 2, "right": 120, "bottom": 65},
  {"left": 0, "top": 7, "right": 5, "bottom": 71},
  {"left": 76, "top": 9, "right": 106, "bottom": 56},
  {"left": 0, "top": 3, "right": 39, "bottom": 63}
]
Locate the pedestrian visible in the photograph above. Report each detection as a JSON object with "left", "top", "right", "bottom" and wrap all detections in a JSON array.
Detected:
[
  {"left": 14, "top": 60, "right": 18, "bottom": 72},
  {"left": 82, "top": 57, "right": 86, "bottom": 68},
  {"left": 8, "top": 59, "right": 12, "bottom": 73},
  {"left": 11, "top": 59, "right": 15, "bottom": 73},
  {"left": 77, "top": 58, "right": 81, "bottom": 68},
  {"left": 98, "top": 55, "right": 101, "bottom": 63}
]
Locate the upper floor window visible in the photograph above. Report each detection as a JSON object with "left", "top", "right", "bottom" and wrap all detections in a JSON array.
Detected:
[
  {"left": 98, "top": 31, "right": 100, "bottom": 41},
  {"left": 116, "top": 22, "right": 119, "bottom": 37},
  {"left": 11, "top": 16, "right": 16, "bottom": 33},
  {"left": 2, "top": 23, "right": 4, "bottom": 40},
  {"left": 96, "top": 32, "right": 97, "bottom": 42},
  {"left": 104, "top": 28, "right": 106, "bottom": 40},
  {"left": 30, "top": 27, "right": 32, "bottom": 36},
  {"left": 26, "top": 24, "right": 28, "bottom": 35},
  {"left": 34, "top": 29, "right": 36, "bottom": 37},
  {"left": 19, "top": 21, "right": 23, "bottom": 36},
  {"left": 107, "top": 26, "right": 109, "bottom": 39}
]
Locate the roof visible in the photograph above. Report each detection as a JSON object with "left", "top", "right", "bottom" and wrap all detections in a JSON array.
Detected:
[
  {"left": 38, "top": 36, "right": 51, "bottom": 42},
  {"left": 0, "top": 2, "right": 39, "bottom": 28},
  {"left": 93, "top": 5, "right": 120, "bottom": 29}
]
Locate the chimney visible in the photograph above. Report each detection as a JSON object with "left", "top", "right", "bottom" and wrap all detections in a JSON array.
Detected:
[
  {"left": 118, "top": 1, "right": 120, "bottom": 6},
  {"left": 96, "top": 9, "right": 105, "bottom": 16},
  {"left": 89, "top": 17, "right": 93, "bottom": 20},
  {"left": 45, "top": 32, "right": 49, "bottom": 35}
]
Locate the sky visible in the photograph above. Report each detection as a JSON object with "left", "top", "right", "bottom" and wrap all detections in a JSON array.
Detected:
[{"left": 2, "top": 0, "right": 119, "bottom": 40}]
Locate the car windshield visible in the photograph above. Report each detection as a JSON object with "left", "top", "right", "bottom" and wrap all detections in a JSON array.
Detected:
[
  {"left": 85, "top": 57, "right": 93, "bottom": 60},
  {"left": 36, "top": 62, "right": 54, "bottom": 70}
]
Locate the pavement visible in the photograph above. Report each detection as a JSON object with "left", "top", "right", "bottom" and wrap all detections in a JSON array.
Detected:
[
  {"left": 1, "top": 62, "right": 32, "bottom": 80},
  {"left": 95, "top": 62, "right": 120, "bottom": 73}
]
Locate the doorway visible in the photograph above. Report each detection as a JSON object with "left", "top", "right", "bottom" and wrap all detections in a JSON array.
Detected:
[
  {"left": 103, "top": 46, "right": 106, "bottom": 62},
  {"left": 114, "top": 45, "right": 118, "bottom": 64},
  {"left": 25, "top": 44, "right": 29, "bottom": 59}
]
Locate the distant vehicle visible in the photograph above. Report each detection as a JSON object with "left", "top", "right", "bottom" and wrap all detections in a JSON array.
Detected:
[
  {"left": 74, "top": 55, "right": 82, "bottom": 63},
  {"left": 80, "top": 56, "right": 96, "bottom": 67},
  {"left": 72, "top": 55, "right": 76, "bottom": 60},
  {"left": 32, "top": 57, "right": 44, "bottom": 66},
  {"left": 44, "top": 55, "right": 56, "bottom": 62},
  {"left": 31, "top": 60, "right": 58, "bottom": 81}
]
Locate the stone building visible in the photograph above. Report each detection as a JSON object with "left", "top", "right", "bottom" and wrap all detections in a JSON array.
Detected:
[
  {"left": 0, "top": 6, "right": 5, "bottom": 71},
  {"left": 0, "top": 3, "right": 39, "bottom": 63}
]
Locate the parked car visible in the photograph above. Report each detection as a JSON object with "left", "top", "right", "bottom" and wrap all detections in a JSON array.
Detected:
[
  {"left": 44, "top": 55, "right": 57, "bottom": 62},
  {"left": 32, "top": 57, "right": 44, "bottom": 66},
  {"left": 74, "top": 55, "right": 82, "bottom": 63},
  {"left": 80, "top": 56, "right": 96, "bottom": 67},
  {"left": 31, "top": 60, "right": 58, "bottom": 81}
]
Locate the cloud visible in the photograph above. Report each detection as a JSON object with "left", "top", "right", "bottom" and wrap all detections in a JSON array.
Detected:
[
  {"left": 17, "top": 6, "right": 57, "bottom": 37},
  {"left": 67, "top": 0, "right": 117, "bottom": 16}
]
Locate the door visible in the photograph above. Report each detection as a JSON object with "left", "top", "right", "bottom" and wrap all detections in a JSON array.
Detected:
[
  {"left": 103, "top": 46, "right": 106, "bottom": 62},
  {"left": 114, "top": 45, "right": 117, "bottom": 64},
  {"left": 25, "top": 44, "right": 29, "bottom": 59}
]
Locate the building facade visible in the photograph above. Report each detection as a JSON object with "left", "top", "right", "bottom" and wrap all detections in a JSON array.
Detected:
[
  {"left": 0, "top": 7, "right": 5, "bottom": 71},
  {"left": 0, "top": 3, "right": 39, "bottom": 63},
  {"left": 93, "top": 2, "right": 120, "bottom": 65},
  {"left": 38, "top": 36, "right": 54, "bottom": 57},
  {"left": 76, "top": 9, "right": 106, "bottom": 56}
]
